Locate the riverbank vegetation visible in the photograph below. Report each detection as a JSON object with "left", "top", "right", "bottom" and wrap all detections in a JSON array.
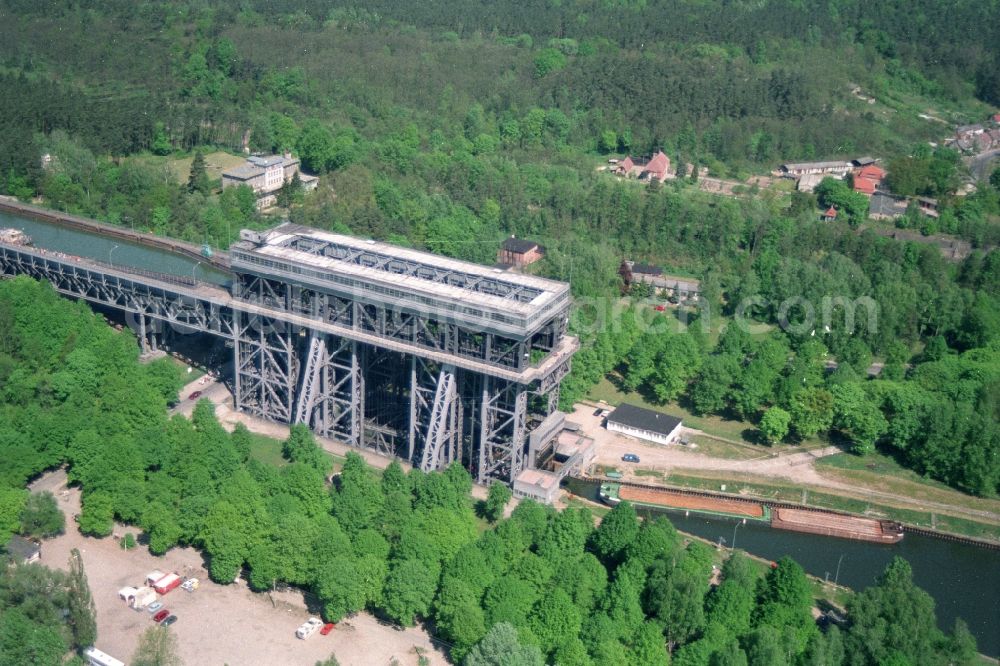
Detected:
[{"left": 0, "top": 275, "right": 984, "bottom": 664}]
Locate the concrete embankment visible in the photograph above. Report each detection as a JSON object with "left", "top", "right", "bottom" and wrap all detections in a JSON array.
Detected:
[{"left": 0, "top": 199, "right": 232, "bottom": 272}]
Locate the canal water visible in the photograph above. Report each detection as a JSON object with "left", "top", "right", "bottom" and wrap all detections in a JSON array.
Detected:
[
  {"left": 0, "top": 209, "right": 230, "bottom": 286},
  {"left": 566, "top": 479, "right": 1000, "bottom": 657}
]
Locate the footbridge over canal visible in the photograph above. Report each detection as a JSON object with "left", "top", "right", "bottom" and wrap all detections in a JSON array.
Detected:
[{"left": 0, "top": 218, "right": 578, "bottom": 485}]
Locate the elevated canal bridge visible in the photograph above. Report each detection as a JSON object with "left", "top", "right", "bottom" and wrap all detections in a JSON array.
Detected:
[{"left": 0, "top": 213, "right": 576, "bottom": 485}]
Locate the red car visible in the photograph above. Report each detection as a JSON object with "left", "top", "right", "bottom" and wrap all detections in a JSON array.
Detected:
[
  {"left": 320, "top": 623, "right": 336, "bottom": 636},
  {"left": 654, "top": 305, "right": 666, "bottom": 311},
  {"left": 153, "top": 609, "right": 170, "bottom": 623},
  {"left": 188, "top": 391, "right": 202, "bottom": 401}
]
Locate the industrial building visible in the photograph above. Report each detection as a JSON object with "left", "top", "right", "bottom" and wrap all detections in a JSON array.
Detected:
[{"left": 1, "top": 217, "right": 578, "bottom": 488}]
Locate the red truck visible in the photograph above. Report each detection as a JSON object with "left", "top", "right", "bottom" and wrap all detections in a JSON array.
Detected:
[{"left": 152, "top": 573, "right": 182, "bottom": 595}]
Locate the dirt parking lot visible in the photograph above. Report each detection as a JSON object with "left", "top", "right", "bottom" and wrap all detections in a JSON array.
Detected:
[{"left": 31, "top": 470, "right": 448, "bottom": 666}]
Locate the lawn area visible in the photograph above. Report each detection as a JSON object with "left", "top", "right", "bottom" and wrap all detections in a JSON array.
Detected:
[
  {"left": 683, "top": 435, "right": 767, "bottom": 461},
  {"left": 248, "top": 433, "right": 288, "bottom": 467},
  {"left": 816, "top": 452, "right": 1000, "bottom": 519},
  {"left": 169, "top": 356, "right": 205, "bottom": 382},
  {"left": 587, "top": 376, "right": 824, "bottom": 452},
  {"left": 248, "top": 433, "right": 343, "bottom": 471},
  {"left": 130, "top": 151, "right": 247, "bottom": 187}
]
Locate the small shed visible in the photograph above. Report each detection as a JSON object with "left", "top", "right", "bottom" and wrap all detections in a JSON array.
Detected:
[
  {"left": 605, "top": 403, "right": 683, "bottom": 446},
  {"left": 5, "top": 535, "right": 40, "bottom": 564},
  {"left": 821, "top": 206, "right": 838, "bottom": 222}
]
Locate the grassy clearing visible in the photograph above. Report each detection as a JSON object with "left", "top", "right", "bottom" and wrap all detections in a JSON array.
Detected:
[
  {"left": 587, "top": 376, "right": 825, "bottom": 452},
  {"left": 130, "top": 151, "right": 247, "bottom": 186},
  {"left": 169, "top": 356, "right": 205, "bottom": 382},
  {"left": 661, "top": 471, "right": 1000, "bottom": 542},
  {"left": 248, "top": 433, "right": 343, "bottom": 471},
  {"left": 816, "top": 453, "right": 1000, "bottom": 518},
  {"left": 683, "top": 435, "right": 765, "bottom": 461},
  {"left": 248, "top": 433, "right": 288, "bottom": 467}
]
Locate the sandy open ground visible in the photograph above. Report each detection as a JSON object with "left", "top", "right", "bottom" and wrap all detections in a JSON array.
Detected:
[{"left": 30, "top": 470, "right": 449, "bottom": 666}]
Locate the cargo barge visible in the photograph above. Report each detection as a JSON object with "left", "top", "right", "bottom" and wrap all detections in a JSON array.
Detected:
[
  {"left": 599, "top": 482, "right": 771, "bottom": 521},
  {"left": 771, "top": 507, "right": 903, "bottom": 544},
  {"left": 598, "top": 481, "right": 904, "bottom": 544}
]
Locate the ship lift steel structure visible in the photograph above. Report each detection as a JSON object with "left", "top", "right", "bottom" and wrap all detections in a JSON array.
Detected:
[{"left": 0, "top": 224, "right": 576, "bottom": 485}]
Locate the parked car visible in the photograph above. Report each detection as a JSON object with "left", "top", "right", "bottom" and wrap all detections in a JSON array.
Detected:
[
  {"left": 187, "top": 390, "right": 202, "bottom": 401},
  {"left": 162, "top": 615, "right": 178, "bottom": 627},
  {"left": 622, "top": 453, "right": 640, "bottom": 463},
  {"left": 320, "top": 623, "right": 336, "bottom": 636},
  {"left": 153, "top": 609, "right": 170, "bottom": 623},
  {"left": 146, "top": 602, "right": 163, "bottom": 613},
  {"left": 654, "top": 305, "right": 666, "bottom": 311},
  {"left": 296, "top": 617, "right": 324, "bottom": 639},
  {"left": 593, "top": 407, "right": 604, "bottom": 416}
]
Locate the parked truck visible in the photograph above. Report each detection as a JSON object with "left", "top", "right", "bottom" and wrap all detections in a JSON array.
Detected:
[
  {"left": 152, "top": 573, "right": 182, "bottom": 595},
  {"left": 145, "top": 570, "right": 166, "bottom": 587}
]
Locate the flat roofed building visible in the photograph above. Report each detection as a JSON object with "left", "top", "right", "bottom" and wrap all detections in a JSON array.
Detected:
[
  {"left": 513, "top": 468, "right": 561, "bottom": 504},
  {"left": 778, "top": 161, "right": 853, "bottom": 178},
  {"left": 606, "top": 403, "right": 683, "bottom": 446},
  {"left": 231, "top": 223, "right": 571, "bottom": 341}
]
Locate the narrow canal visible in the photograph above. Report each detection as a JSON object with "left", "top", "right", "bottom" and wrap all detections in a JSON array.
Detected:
[
  {"left": 565, "top": 479, "right": 1000, "bottom": 657},
  {"left": 0, "top": 208, "right": 230, "bottom": 286}
]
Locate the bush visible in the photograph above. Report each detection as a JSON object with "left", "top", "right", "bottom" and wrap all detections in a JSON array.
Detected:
[{"left": 19, "top": 491, "right": 65, "bottom": 539}]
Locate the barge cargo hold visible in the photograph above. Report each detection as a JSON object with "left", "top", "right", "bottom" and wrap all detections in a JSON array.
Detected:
[
  {"left": 771, "top": 507, "right": 904, "bottom": 544},
  {"left": 597, "top": 481, "right": 904, "bottom": 544},
  {"left": 599, "top": 482, "right": 770, "bottom": 521}
]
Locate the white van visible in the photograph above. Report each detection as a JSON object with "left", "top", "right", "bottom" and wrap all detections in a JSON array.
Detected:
[{"left": 83, "top": 646, "right": 125, "bottom": 666}]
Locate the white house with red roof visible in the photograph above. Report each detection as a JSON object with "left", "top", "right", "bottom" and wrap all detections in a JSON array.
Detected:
[
  {"left": 612, "top": 150, "right": 673, "bottom": 182},
  {"left": 852, "top": 163, "right": 886, "bottom": 197}
]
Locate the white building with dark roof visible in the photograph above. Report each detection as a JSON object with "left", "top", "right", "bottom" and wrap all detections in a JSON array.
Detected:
[
  {"left": 222, "top": 152, "right": 318, "bottom": 209},
  {"left": 605, "top": 403, "right": 683, "bottom": 446}
]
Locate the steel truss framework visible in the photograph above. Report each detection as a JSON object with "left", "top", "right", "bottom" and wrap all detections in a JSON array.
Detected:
[{"left": 0, "top": 244, "right": 572, "bottom": 485}]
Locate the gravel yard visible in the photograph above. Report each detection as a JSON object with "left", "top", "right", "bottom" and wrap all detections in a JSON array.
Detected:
[{"left": 31, "top": 470, "right": 448, "bottom": 666}]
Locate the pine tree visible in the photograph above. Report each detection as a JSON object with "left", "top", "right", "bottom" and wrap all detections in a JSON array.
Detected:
[
  {"left": 67, "top": 548, "right": 97, "bottom": 648},
  {"left": 187, "top": 151, "right": 211, "bottom": 195}
]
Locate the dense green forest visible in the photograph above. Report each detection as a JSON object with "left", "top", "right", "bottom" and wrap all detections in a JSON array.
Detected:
[
  {"left": 0, "top": 0, "right": 999, "bottom": 497},
  {"left": 0, "top": 276, "right": 981, "bottom": 665}
]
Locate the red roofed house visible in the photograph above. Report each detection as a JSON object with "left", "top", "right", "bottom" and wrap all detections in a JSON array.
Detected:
[
  {"left": 639, "top": 151, "right": 671, "bottom": 183},
  {"left": 612, "top": 156, "right": 641, "bottom": 177},
  {"left": 852, "top": 163, "right": 885, "bottom": 196},
  {"left": 857, "top": 165, "right": 886, "bottom": 181},
  {"left": 821, "top": 206, "right": 838, "bottom": 222},
  {"left": 853, "top": 177, "right": 877, "bottom": 196},
  {"left": 612, "top": 151, "right": 672, "bottom": 182}
]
